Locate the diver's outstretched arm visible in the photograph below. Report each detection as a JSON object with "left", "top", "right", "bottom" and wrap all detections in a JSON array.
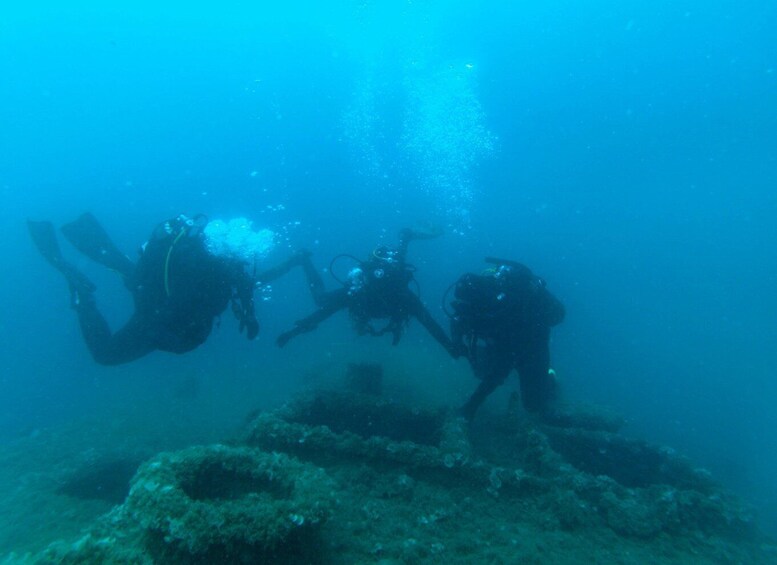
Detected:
[
  {"left": 256, "top": 250, "right": 307, "bottom": 283},
  {"left": 256, "top": 250, "right": 327, "bottom": 306},
  {"left": 450, "top": 315, "right": 467, "bottom": 350},
  {"left": 407, "top": 294, "right": 464, "bottom": 359},
  {"left": 276, "top": 288, "right": 348, "bottom": 347}
]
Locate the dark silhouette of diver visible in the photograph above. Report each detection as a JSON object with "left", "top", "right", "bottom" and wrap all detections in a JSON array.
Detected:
[
  {"left": 27, "top": 213, "right": 306, "bottom": 365},
  {"left": 276, "top": 226, "right": 462, "bottom": 358},
  {"left": 446, "top": 258, "right": 565, "bottom": 421}
]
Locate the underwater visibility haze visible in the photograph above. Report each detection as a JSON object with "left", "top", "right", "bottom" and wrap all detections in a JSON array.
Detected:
[{"left": 1, "top": 0, "right": 776, "bottom": 560}]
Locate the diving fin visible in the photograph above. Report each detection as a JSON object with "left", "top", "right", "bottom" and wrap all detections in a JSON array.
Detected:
[
  {"left": 27, "top": 219, "right": 97, "bottom": 298},
  {"left": 407, "top": 221, "right": 444, "bottom": 240},
  {"left": 27, "top": 220, "right": 66, "bottom": 268},
  {"left": 61, "top": 213, "right": 134, "bottom": 278}
]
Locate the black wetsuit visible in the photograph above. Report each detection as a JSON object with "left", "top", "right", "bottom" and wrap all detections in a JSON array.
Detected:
[
  {"left": 73, "top": 216, "right": 259, "bottom": 365},
  {"left": 450, "top": 263, "right": 565, "bottom": 419},
  {"left": 277, "top": 229, "right": 458, "bottom": 356}
]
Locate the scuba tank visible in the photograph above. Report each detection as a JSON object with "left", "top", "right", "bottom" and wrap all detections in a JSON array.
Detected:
[
  {"left": 151, "top": 215, "right": 209, "bottom": 297},
  {"left": 133, "top": 214, "right": 210, "bottom": 306},
  {"left": 443, "top": 257, "right": 542, "bottom": 322}
]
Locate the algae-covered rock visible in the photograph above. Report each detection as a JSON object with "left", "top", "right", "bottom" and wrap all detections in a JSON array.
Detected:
[
  {"left": 243, "top": 389, "right": 762, "bottom": 543},
  {"left": 125, "top": 444, "right": 335, "bottom": 563},
  {"left": 543, "top": 426, "right": 716, "bottom": 491},
  {"left": 32, "top": 532, "right": 151, "bottom": 565},
  {"left": 599, "top": 489, "right": 664, "bottom": 538},
  {"left": 28, "top": 504, "right": 150, "bottom": 564},
  {"left": 541, "top": 402, "right": 627, "bottom": 433},
  {"left": 276, "top": 390, "right": 446, "bottom": 446},
  {"left": 438, "top": 416, "right": 472, "bottom": 461},
  {"left": 11, "top": 386, "right": 776, "bottom": 565}
]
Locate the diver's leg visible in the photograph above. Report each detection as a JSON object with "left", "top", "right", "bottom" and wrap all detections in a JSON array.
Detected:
[
  {"left": 458, "top": 353, "right": 512, "bottom": 421},
  {"left": 60, "top": 213, "right": 135, "bottom": 278},
  {"left": 397, "top": 223, "right": 444, "bottom": 260},
  {"left": 397, "top": 229, "right": 414, "bottom": 259},
  {"left": 27, "top": 220, "right": 97, "bottom": 300},
  {"left": 515, "top": 339, "right": 555, "bottom": 413},
  {"left": 276, "top": 289, "right": 348, "bottom": 347},
  {"left": 468, "top": 340, "right": 493, "bottom": 379},
  {"left": 75, "top": 303, "right": 155, "bottom": 365}
]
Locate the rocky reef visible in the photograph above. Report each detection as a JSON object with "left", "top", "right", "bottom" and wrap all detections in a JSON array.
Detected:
[
  {"left": 127, "top": 445, "right": 334, "bottom": 563},
  {"left": 33, "top": 445, "right": 335, "bottom": 564},
  {"left": 21, "top": 378, "right": 777, "bottom": 564}
]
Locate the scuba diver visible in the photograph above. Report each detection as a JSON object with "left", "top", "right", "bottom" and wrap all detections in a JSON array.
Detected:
[
  {"left": 276, "top": 226, "right": 462, "bottom": 358},
  {"left": 27, "top": 213, "right": 305, "bottom": 365},
  {"left": 446, "top": 258, "right": 565, "bottom": 421}
]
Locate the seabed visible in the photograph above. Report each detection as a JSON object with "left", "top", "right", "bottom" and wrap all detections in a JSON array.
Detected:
[{"left": 2, "top": 364, "right": 776, "bottom": 564}]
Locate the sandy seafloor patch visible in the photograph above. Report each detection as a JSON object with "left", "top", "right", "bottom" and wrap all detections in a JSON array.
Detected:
[{"left": 0, "top": 407, "right": 225, "bottom": 556}]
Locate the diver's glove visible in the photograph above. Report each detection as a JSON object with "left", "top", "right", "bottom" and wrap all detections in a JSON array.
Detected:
[
  {"left": 241, "top": 316, "right": 259, "bottom": 340},
  {"left": 277, "top": 317, "right": 318, "bottom": 347}
]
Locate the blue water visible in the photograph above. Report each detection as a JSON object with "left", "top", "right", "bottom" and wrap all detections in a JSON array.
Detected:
[{"left": 1, "top": 0, "right": 776, "bottom": 541}]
